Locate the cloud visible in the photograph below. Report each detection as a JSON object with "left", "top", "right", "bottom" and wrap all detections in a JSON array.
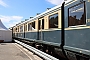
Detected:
[
  {"left": 0, "top": 0, "right": 9, "bottom": 7},
  {"left": 46, "top": 0, "right": 72, "bottom": 5},
  {"left": 0, "top": 15, "right": 23, "bottom": 28}
]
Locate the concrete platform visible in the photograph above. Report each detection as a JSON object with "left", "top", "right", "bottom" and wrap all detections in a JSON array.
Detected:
[{"left": 0, "top": 43, "right": 42, "bottom": 60}]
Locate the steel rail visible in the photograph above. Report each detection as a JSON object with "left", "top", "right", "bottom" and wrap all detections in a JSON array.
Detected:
[{"left": 14, "top": 40, "right": 59, "bottom": 60}]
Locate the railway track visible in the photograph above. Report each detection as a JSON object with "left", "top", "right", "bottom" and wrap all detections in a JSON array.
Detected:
[{"left": 14, "top": 39, "right": 59, "bottom": 60}]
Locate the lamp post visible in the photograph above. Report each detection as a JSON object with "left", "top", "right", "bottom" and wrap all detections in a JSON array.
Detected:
[
  {"left": 61, "top": 1, "right": 69, "bottom": 60},
  {"left": 61, "top": 1, "right": 65, "bottom": 47}
]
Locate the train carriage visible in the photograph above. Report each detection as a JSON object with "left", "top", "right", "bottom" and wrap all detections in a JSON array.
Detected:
[{"left": 12, "top": 0, "right": 90, "bottom": 60}]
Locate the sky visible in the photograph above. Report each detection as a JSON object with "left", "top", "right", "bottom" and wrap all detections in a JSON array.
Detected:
[{"left": 0, "top": 0, "right": 71, "bottom": 28}]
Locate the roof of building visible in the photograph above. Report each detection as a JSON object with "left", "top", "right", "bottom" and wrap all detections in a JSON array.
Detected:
[{"left": 0, "top": 20, "right": 8, "bottom": 30}]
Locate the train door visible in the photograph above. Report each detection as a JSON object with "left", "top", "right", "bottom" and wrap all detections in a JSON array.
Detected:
[{"left": 38, "top": 19, "right": 44, "bottom": 40}]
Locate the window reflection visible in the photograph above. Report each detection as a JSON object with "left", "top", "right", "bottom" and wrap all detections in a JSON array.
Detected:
[
  {"left": 49, "top": 13, "right": 58, "bottom": 28},
  {"left": 69, "top": 2, "right": 86, "bottom": 26}
]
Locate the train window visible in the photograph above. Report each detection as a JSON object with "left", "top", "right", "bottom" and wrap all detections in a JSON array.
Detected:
[
  {"left": 15, "top": 28, "right": 17, "bottom": 32},
  {"left": 28, "top": 23, "right": 32, "bottom": 31},
  {"left": 38, "top": 20, "right": 41, "bottom": 30},
  {"left": 49, "top": 13, "right": 58, "bottom": 28},
  {"left": 32, "top": 21, "right": 35, "bottom": 30},
  {"left": 68, "top": 2, "right": 86, "bottom": 26},
  {"left": 25, "top": 24, "right": 27, "bottom": 31},
  {"left": 20, "top": 26, "right": 23, "bottom": 32},
  {"left": 18, "top": 27, "right": 19, "bottom": 32},
  {"left": 42, "top": 19, "right": 44, "bottom": 29}
]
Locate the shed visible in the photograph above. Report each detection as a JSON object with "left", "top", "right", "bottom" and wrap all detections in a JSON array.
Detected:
[{"left": 0, "top": 20, "right": 12, "bottom": 42}]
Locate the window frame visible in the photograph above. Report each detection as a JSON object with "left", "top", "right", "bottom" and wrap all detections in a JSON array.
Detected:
[
  {"left": 38, "top": 20, "right": 41, "bottom": 30},
  {"left": 28, "top": 23, "right": 32, "bottom": 31},
  {"left": 49, "top": 13, "right": 58, "bottom": 28},
  {"left": 42, "top": 19, "right": 44, "bottom": 29},
  {"left": 18, "top": 26, "right": 19, "bottom": 32},
  {"left": 68, "top": 1, "right": 86, "bottom": 27},
  {"left": 25, "top": 24, "right": 27, "bottom": 31},
  {"left": 32, "top": 21, "right": 35, "bottom": 30},
  {"left": 20, "top": 25, "right": 23, "bottom": 32},
  {"left": 15, "top": 28, "right": 17, "bottom": 32}
]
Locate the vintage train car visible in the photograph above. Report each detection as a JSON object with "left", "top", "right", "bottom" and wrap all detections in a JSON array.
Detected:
[{"left": 12, "top": 0, "right": 90, "bottom": 60}]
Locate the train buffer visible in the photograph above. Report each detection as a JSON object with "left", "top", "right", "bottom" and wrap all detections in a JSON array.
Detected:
[{"left": 0, "top": 43, "right": 43, "bottom": 60}]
